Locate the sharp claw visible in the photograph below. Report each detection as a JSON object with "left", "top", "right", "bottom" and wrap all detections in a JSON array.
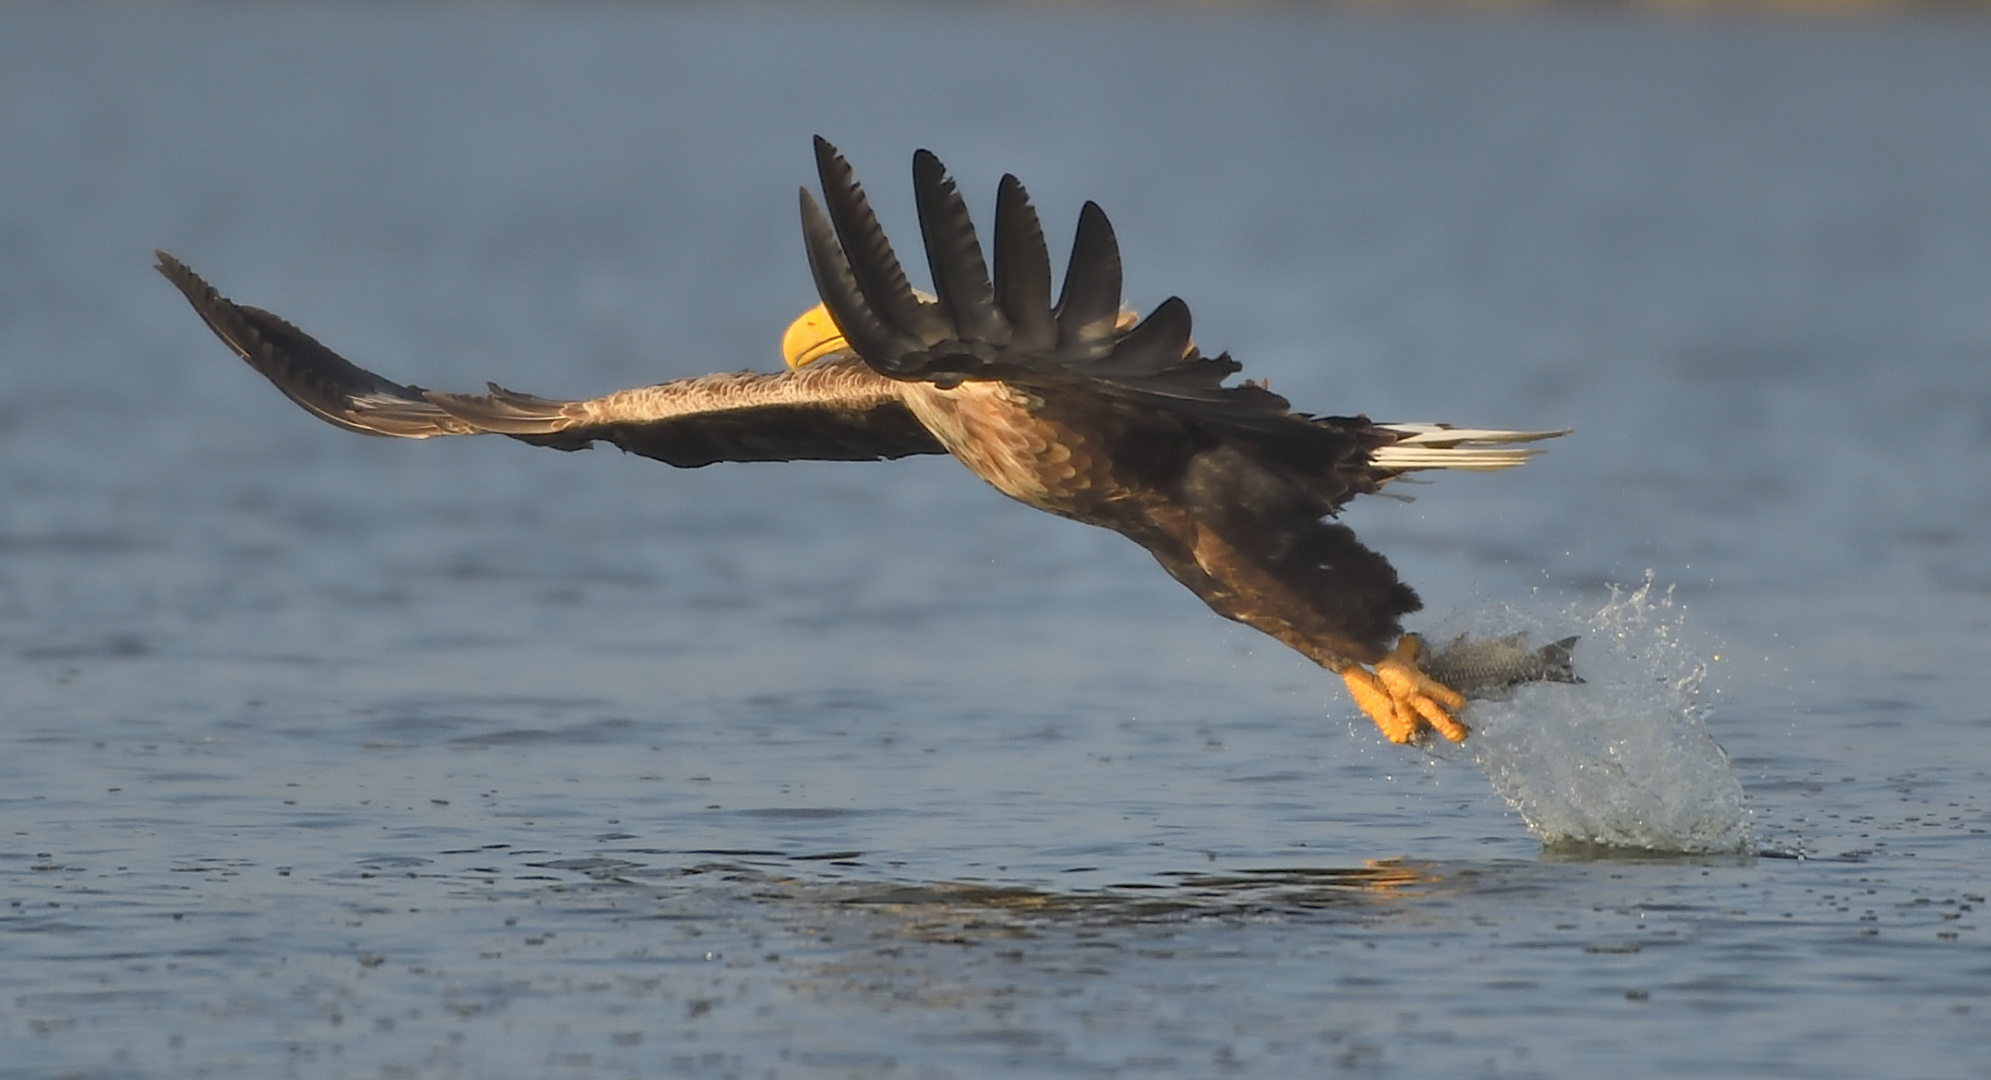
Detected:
[
  {"left": 1342, "top": 667, "right": 1418, "bottom": 744},
  {"left": 1341, "top": 636, "right": 1470, "bottom": 744}
]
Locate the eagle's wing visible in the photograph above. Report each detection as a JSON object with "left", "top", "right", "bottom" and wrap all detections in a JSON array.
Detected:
[
  {"left": 155, "top": 252, "right": 944, "bottom": 468},
  {"left": 798, "top": 138, "right": 1302, "bottom": 433}
]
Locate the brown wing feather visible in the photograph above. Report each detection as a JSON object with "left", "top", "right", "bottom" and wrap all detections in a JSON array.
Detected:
[
  {"left": 425, "top": 362, "right": 942, "bottom": 467},
  {"left": 155, "top": 250, "right": 469, "bottom": 437},
  {"left": 156, "top": 252, "right": 945, "bottom": 468}
]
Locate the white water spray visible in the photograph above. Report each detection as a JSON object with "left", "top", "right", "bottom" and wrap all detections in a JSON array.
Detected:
[{"left": 1432, "top": 575, "right": 1753, "bottom": 854}]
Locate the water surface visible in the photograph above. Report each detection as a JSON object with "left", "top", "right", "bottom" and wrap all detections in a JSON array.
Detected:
[{"left": 3, "top": 5, "right": 1988, "bottom": 1078}]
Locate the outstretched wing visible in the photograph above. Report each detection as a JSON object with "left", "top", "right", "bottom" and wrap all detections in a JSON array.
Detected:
[
  {"left": 798, "top": 138, "right": 1306, "bottom": 433},
  {"left": 155, "top": 252, "right": 944, "bottom": 468}
]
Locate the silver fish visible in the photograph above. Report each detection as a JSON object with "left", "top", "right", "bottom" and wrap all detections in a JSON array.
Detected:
[{"left": 1415, "top": 632, "right": 1582, "bottom": 701}]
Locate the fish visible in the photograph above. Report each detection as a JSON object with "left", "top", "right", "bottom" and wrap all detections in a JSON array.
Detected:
[{"left": 1414, "top": 632, "right": 1582, "bottom": 701}]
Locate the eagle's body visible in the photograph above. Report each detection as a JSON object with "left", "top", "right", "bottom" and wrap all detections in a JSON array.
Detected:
[{"left": 156, "top": 137, "right": 1563, "bottom": 744}]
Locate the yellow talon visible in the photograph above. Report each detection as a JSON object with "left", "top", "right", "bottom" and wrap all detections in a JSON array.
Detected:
[{"left": 1341, "top": 635, "right": 1469, "bottom": 745}]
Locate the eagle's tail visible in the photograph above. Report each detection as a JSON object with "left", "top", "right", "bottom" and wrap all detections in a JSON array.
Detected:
[{"left": 1369, "top": 423, "right": 1569, "bottom": 473}]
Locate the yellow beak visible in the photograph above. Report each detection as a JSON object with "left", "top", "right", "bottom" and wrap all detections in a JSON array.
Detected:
[
  {"left": 781, "top": 298, "right": 1148, "bottom": 370},
  {"left": 781, "top": 302, "right": 848, "bottom": 369}
]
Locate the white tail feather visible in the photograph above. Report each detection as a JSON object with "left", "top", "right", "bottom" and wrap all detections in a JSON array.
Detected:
[{"left": 1371, "top": 423, "right": 1570, "bottom": 473}]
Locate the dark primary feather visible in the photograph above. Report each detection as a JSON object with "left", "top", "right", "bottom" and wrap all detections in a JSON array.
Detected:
[
  {"left": 1098, "top": 296, "right": 1193, "bottom": 378},
  {"left": 155, "top": 252, "right": 944, "bottom": 468},
  {"left": 155, "top": 250, "right": 459, "bottom": 438},
  {"left": 801, "top": 141, "right": 1306, "bottom": 435},
  {"left": 911, "top": 149, "right": 1005, "bottom": 345},
  {"left": 1053, "top": 202, "right": 1124, "bottom": 355},
  {"left": 810, "top": 136, "right": 939, "bottom": 345},
  {"left": 992, "top": 174, "right": 1055, "bottom": 352},
  {"left": 798, "top": 190, "right": 899, "bottom": 363}
]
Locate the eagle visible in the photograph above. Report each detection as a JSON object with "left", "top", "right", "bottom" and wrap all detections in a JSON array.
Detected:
[{"left": 155, "top": 137, "right": 1563, "bottom": 745}]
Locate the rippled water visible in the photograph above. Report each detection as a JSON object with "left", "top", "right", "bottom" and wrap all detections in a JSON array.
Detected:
[{"left": 4, "top": 5, "right": 1990, "bottom": 1078}]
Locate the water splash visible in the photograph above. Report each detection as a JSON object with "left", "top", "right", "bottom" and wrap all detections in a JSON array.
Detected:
[{"left": 1431, "top": 574, "right": 1753, "bottom": 854}]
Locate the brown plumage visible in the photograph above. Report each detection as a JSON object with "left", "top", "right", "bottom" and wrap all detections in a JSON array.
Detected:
[
  {"left": 154, "top": 252, "right": 941, "bottom": 467},
  {"left": 156, "top": 136, "right": 1564, "bottom": 744}
]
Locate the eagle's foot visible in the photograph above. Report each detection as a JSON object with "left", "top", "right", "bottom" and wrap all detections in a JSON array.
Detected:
[{"left": 1341, "top": 636, "right": 1470, "bottom": 745}]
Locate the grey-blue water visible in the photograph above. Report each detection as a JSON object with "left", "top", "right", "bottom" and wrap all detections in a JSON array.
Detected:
[{"left": 4, "top": 4, "right": 1989, "bottom": 1077}]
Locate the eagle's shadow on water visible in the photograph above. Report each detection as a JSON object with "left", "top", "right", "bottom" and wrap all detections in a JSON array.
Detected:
[{"left": 520, "top": 845, "right": 1766, "bottom": 937}]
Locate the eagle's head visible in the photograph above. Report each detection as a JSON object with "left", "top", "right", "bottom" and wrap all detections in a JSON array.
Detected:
[{"left": 780, "top": 302, "right": 848, "bottom": 369}]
